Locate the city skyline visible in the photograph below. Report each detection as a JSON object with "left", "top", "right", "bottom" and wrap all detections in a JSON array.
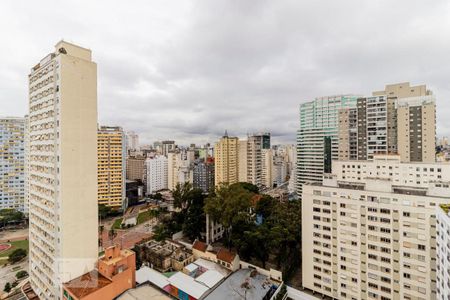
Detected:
[{"left": 1, "top": 1, "right": 450, "bottom": 145}]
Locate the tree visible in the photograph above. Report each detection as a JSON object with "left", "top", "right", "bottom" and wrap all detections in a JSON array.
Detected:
[
  {"left": 16, "top": 271, "right": 28, "bottom": 279},
  {"left": 132, "top": 245, "right": 142, "bottom": 269},
  {"left": 153, "top": 192, "right": 163, "bottom": 201},
  {"left": 172, "top": 182, "right": 193, "bottom": 210},
  {"left": 108, "top": 228, "right": 117, "bottom": 242},
  {"left": 245, "top": 224, "right": 271, "bottom": 268},
  {"left": 8, "top": 249, "right": 27, "bottom": 264},
  {"left": 255, "top": 195, "right": 276, "bottom": 220},
  {"left": 182, "top": 189, "right": 206, "bottom": 241},
  {"left": 205, "top": 184, "right": 253, "bottom": 248},
  {"left": 0, "top": 209, "right": 24, "bottom": 227},
  {"left": 153, "top": 224, "right": 169, "bottom": 241},
  {"left": 98, "top": 204, "right": 112, "bottom": 220},
  {"left": 4, "top": 282, "right": 11, "bottom": 293},
  {"left": 230, "top": 182, "right": 259, "bottom": 194}
]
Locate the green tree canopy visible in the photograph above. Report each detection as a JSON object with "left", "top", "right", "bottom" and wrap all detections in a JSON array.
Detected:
[
  {"left": 9, "top": 248, "right": 27, "bottom": 264},
  {"left": 205, "top": 183, "right": 253, "bottom": 248}
]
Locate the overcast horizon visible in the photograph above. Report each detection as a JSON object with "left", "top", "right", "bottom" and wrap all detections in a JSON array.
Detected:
[{"left": 1, "top": 1, "right": 450, "bottom": 145}]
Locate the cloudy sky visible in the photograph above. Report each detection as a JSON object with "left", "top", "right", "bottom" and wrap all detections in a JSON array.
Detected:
[{"left": 1, "top": 0, "right": 450, "bottom": 145}]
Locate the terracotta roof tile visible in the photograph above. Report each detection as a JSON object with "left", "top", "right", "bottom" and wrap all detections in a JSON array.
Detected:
[
  {"left": 63, "top": 270, "right": 112, "bottom": 298},
  {"left": 192, "top": 240, "right": 207, "bottom": 252},
  {"left": 217, "top": 248, "right": 236, "bottom": 264}
]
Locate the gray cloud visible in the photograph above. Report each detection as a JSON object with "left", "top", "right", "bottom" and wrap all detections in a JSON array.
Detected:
[{"left": 1, "top": 0, "right": 450, "bottom": 146}]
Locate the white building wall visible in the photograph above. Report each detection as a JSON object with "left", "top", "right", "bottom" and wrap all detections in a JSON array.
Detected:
[
  {"left": 146, "top": 155, "right": 168, "bottom": 194},
  {"left": 0, "top": 117, "right": 27, "bottom": 212},
  {"left": 302, "top": 156, "right": 450, "bottom": 300},
  {"left": 436, "top": 206, "right": 450, "bottom": 299}
]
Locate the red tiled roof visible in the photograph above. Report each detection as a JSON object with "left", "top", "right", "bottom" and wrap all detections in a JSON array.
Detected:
[
  {"left": 251, "top": 194, "right": 263, "bottom": 206},
  {"left": 63, "top": 270, "right": 112, "bottom": 298},
  {"left": 217, "top": 248, "right": 236, "bottom": 264},
  {"left": 192, "top": 240, "right": 207, "bottom": 252}
]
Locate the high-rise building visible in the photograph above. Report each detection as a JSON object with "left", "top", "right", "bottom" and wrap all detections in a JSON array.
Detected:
[
  {"left": 98, "top": 126, "right": 126, "bottom": 210},
  {"left": 193, "top": 158, "right": 215, "bottom": 193},
  {"left": 237, "top": 133, "right": 269, "bottom": 187},
  {"left": 337, "top": 83, "right": 436, "bottom": 162},
  {"left": 296, "top": 95, "right": 358, "bottom": 196},
  {"left": 161, "top": 140, "right": 176, "bottom": 157},
  {"left": 126, "top": 155, "right": 145, "bottom": 182},
  {"left": 272, "top": 156, "right": 287, "bottom": 187},
  {"left": 168, "top": 150, "right": 194, "bottom": 190},
  {"left": 214, "top": 132, "right": 239, "bottom": 186},
  {"left": 338, "top": 96, "right": 397, "bottom": 160},
  {"left": 302, "top": 155, "right": 449, "bottom": 300},
  {"left": 397, "top": 96, "right": 436, "bottom": 163},
  {"left": 261, "top": 149, "right": 273, "bottom": 188},
  {"left": 125, "top": 131, "right": 139, "bottom": 151},
  {"left": 167, "top": 151, "right": 179, "bottom": 190},
  {"left": 0, "top": 117, "right": 27, "bottom": 212},
  {"left": 238, "top": 140, "right": 248, "bottom": 183},
  {"left": 437, "top": 204, "right": 450, "bottom": 299},
  {"left": 146, "top": 155, "right": 168, "bottom": 194},
  {"left": 28, "top": 41, "right": 98, "bottom": 299}
]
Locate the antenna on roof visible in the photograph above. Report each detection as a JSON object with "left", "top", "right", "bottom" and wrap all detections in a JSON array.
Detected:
[{"left": 224, "top": 130, "right": 228, "bottom": 137}]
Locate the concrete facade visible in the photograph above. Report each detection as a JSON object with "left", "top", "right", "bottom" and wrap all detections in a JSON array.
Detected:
[
  {"left": 214, "top": 134, "right": 239, "bottom": 186},
  {"left": 146, "top": 155, "right": 168, "bottom": 194},
  {"left": 296, "top": 95, "right": 358, "bottom": 196},
  {"left": 302, "top": 155, "right": 449, "bottom": 300},
  {"left": 98, "top": 126, "right": 126, "bottom": 210},
  {"left": 0, "top": 117, "right": 27, "bottom": 212},
  {"left": 436, "top": 205, "right": 450, "bottom": 299},
  {"left": 28, "top": 41, "right": 98, "bottom": 299}
]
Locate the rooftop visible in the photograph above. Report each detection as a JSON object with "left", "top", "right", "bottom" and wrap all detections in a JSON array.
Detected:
[
  {"left": 64, "top": 270, "right": 112, "bottom": 299},
  {"left": 216, "top": 248, "right": 236, "bottom": 264},
  {"left": 193, "top": 240, "right": 208, "bottom": 252},
  {"left": 116, "top": 282, "right": 172, "bottom": 300},
  {"left": 203, "top": 269, "right": 278, "bottom": 300}
]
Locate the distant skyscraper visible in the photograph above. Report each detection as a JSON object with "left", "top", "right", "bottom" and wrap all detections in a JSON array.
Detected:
[
  {"left": 261, "top": 149, "right": 273, "bottom": 188},
  {"left": 214, "top": 132, "right": 239, "bottom": 186},
  {"left": 193, "top": 158, "right": 215, "bottom": 193},
  {"left": 28, "top": 41, "right": 98, "bottom": 298},
  {"left": 296, "top": 95, "right": 358, "bottom": 196},
  {"left": 237, "top": 133, "right": 270, "bottom": 187},
  {"left": 98, "top": 126, "right": 126, "bottom": 210},
  {"left": 126, "top": 131, "right": 139, "bottom": 151},
  {"left": 397, "top": 96, "right": 436, "bottom": 163},
  {"left": 146, "top": 155, "right": 168, "bottom": 194},
  {"left": 0, "top": 117, "right": 26, "bottom": 212},
  {"left": 161, "top": 140, "right": 176, "bottom": 157},
  {"left": 337, "top": 82, "right": 436, "bottom": 162}
]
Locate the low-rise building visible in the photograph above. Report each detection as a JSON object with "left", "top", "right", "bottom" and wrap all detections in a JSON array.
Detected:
[
  {"left": 133, "top": 239, "right": 283, "bottom": 300},
  {"left": 139, "top": 240, "right": 194, "bottom": 273},
  {"left": 63, "top": 245, "right": 136, "bottom": 300}
]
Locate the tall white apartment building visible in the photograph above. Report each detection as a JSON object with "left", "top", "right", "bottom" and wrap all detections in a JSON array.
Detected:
[
  {"left": 261, "top": 149, "right": 273, "bottom": 188},
  {"left": 168, "top": 150, "right": 193, "bottom": 190},
  {"left": 302, "top": 155, "right": 450, "bottom": 300},
  {"left": 0, "top": 117, "right": 27, "bottom": 212},
  {"left": 238, "top": 140, "right": 248, "bottom": 183},
  {"left": 437, "top": 204, "right": 450, "bottom": 299},
  {"left": 146, "top": 155, "right": 168, "bottom": 194},
  {"left": 28, "top": 41, "right": 98, "bottom": 299},
  {"left": 125, "top": 131, "right": 139, "bottom": 151},
  {"left": 238, "top": 133, "right": 270, "bottom": 187}
]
